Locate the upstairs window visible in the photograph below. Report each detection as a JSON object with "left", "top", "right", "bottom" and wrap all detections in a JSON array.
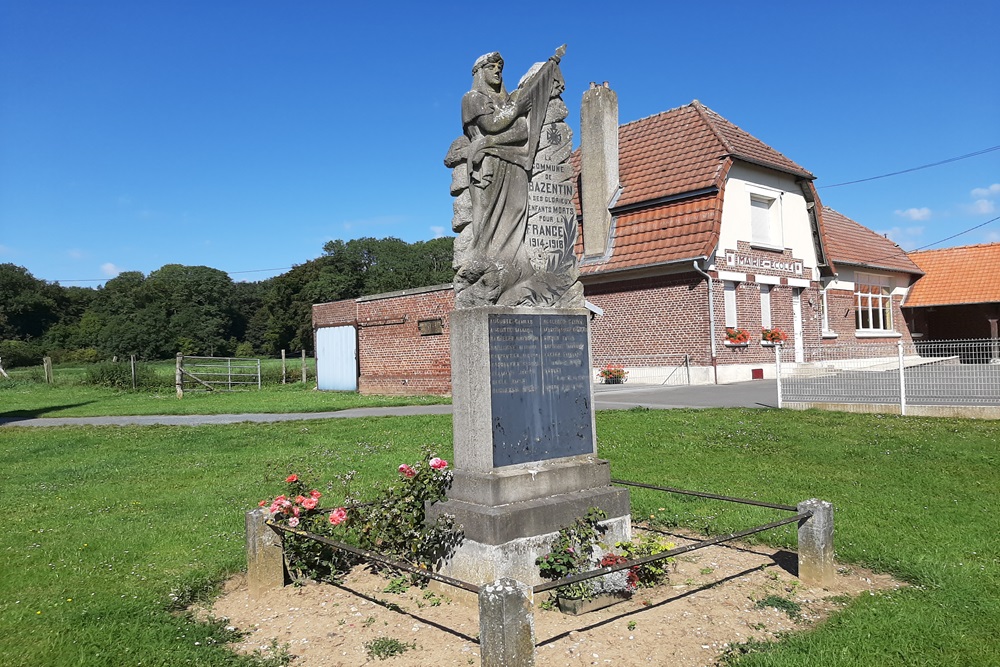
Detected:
[
  {"left": 855, "top": 273, "right": 893, "bottom": 332},
  {"left": 747, "top": 187, "right": 784, "bottom": 249}
]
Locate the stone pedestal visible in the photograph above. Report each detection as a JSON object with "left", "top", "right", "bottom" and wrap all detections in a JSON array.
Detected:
[{"left": 432, "top": 307, "right": 630, "bottom": 586}]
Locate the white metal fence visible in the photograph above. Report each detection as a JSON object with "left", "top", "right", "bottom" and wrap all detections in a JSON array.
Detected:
[
  {"left": 777, "top": 338, "right": 1000, "bottom": 414},
  {"left": 592, "top": 354, "right": 695, "bottom": 386}
]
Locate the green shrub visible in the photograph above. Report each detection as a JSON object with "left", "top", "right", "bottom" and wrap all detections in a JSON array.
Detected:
[
  {"left": 85, "top": 361, "right": 160, "bottom": 390},
  {"left": 234, "top": 341, "right": 255, "bottom": 357},
  {"left": 0, "top": 339, "right": 44, "bottom": 368}
]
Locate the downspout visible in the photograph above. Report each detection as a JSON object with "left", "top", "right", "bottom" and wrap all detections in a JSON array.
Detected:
[{"left": 693, "top": 259, "right": 718, "bottom": 384}]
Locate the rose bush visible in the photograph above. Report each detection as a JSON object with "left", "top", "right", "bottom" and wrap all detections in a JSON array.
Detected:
[{"left": 258, "top": 450, "right": 460, "bottom": 584}]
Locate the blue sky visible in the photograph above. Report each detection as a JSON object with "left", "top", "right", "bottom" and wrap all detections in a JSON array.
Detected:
[{"left": 2, "top": 1, "right": 998, "bottom": 287}]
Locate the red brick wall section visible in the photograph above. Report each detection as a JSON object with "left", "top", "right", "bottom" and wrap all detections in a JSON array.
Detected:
[
  {"left": 313, "top": 299, "right": 358, "bottom": 328},
  {"left": 586, "top": 273, "right": 826, "bottom": 365},
  {"left": 824, "top": 289, "right": 914, "bottom": 344},
  {"left": 356, "top": 289, "right": 455, "bottom": 396},
  {"left": 587, "top": 274, "right": 712, "bottom": 365}
]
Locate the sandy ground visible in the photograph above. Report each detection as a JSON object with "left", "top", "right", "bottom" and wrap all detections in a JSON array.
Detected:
[{"left": 204, "top": 531, "right": 900, "bottom": 667}]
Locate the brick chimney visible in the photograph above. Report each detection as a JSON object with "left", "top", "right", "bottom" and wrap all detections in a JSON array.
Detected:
[{"left": 581, "top": 81, "right": 619, "bottom": 258}]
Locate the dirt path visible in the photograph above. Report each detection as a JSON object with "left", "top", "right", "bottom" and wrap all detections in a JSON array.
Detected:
[{"left": 205, "top": 533, "right": 900, "bottom": 666}]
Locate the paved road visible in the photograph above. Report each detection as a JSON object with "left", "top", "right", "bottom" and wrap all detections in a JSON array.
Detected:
[{"left": 0, "top": 380, "right": 778, "bottom": 428}]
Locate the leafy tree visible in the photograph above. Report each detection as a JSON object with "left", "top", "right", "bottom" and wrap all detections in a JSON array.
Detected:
[
  {"left": 1, "top": 237, "right": 454, "bottom": 362},
  {"left": 0, "top": 264, "right": 59, "bottom": 341}
]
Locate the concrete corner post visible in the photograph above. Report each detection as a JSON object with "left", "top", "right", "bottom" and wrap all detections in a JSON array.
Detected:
[
  {"left": 245, "top": 508, "right": 286, "bottom": 598},
  {"left": 479, "top": 578, "right": 535, "bottom": 667},
  {"left": 797, "top": 499, "right": 835, "bottom": 587}
]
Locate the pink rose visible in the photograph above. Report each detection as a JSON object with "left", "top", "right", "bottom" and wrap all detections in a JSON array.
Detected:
[
  {"left": 288, "top": 517, "right": 300, "bottom": 528},
  {"left": 258, "top": 500, "right": 267, "bottom": 507},
  {"left": 294, "top": 495, "right": 306, "bottom": 504},
  {"left": 309, "top": 490, "right": 322, "bottom": 500},
  {"left": 285, "top": 474, "right": 298, "bottom": 483},
  {"left": 329, "top": 507, "right": 347, "bottom": 526},
  {"left": 274, "top": 495, "right": 287, "bottom": 502},
  {"left": 429, "top": 457, "right": 448, "bottom": 470},
  {"left": 302, "top": 497, "right": 318, "bottom": 510},
  {"left": 398, "top": 464, "right": 416, "bottom": 478}
]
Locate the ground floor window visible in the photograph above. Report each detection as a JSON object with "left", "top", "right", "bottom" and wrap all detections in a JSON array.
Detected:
[
  {"left": 855, "top": 273, "right": 893, "bottom": 332},
  {"left": 724, "top": 281, "right": 738, "bottom": 328},
  {"left": 760, "top": 285, "right": 772, "bottom": 329}
]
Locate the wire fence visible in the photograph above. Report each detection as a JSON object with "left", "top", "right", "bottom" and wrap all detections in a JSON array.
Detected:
[
  {"left": 777, "top": 338, "right": 1000, "bottom": 413},
  {"left": 592, "top": 354, "right": 694, "bottom": 386}
]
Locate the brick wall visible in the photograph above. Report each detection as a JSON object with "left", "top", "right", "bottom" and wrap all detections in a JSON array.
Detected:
[
  {"left": 355, "top": 287, "right": 454, "bottom": 396},
  {"left": 586, "top": 273, "right": 712, "bottom": 364},
  {"left": 313, "top": 299, "right": 358, "bottom": 328},
  {"left": 824, "top": 289, "right": 915, "bottom": 344},
  {"left": 585, "top": 272, "right": 826, "bottom": 366}
]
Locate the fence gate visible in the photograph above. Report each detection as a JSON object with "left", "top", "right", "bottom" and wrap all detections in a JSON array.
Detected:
[
  {"left": 175, "top": 355, "right": 261, "bottom": 396},
  {"left": 316, "top": 325, "right": 358, "bottom": 391}
]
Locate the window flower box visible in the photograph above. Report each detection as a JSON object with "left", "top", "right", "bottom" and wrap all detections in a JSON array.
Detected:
[
  {"left": 761, "top": 327, "right": 788, "bottom": 345},
  {"left": 724, "top": 327, "right": 751, "bottom": 346}
]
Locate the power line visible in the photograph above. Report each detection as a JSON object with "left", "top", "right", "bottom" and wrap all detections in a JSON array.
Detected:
[
  {"left": 821, "top": 145, "right": 1000, "bottom": 188},
  {"left": 864, "top": 214, "right": 1000, "bottom": 264}
]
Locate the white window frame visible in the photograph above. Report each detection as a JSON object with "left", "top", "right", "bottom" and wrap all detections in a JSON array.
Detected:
[
  {"left": 760, "top": 284, "right": 772, "bottom": 329},
  {"left": 820, "top": 284, "right": 838, "bottom": 338},
  {"left": 724, "top": 281, "right": 738, "bottom": 328},
  {"left": 746, "top": 185, "right": 784, "bottom": 250},
  {"left": 855, "top": 272, "right": 894, "bottom": 333}
]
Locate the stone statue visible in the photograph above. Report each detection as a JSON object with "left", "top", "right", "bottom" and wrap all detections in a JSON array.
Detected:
[{"left": 445, "top": 46, "right": 584, "bottom": 309}]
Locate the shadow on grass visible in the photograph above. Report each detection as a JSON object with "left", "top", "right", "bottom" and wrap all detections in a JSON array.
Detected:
[{"left": 0, "top": 402, "right": 96, "bottom": 422}]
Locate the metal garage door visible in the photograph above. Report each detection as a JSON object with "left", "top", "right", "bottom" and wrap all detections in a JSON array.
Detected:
[{"left": 316, "top": 325, "right": 357, "bottom": 391}]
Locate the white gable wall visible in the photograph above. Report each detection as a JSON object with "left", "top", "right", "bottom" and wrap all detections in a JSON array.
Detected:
[{"left": 717, "top": 162, "right": 819, "bottom": 276}]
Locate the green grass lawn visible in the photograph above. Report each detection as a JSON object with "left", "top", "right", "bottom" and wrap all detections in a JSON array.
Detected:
[
  {"left": 0, "top": 382, "right": 449, "bottom": 419},
  {"left": 0, "top": 409, "right": 997, "bottom": 666}
]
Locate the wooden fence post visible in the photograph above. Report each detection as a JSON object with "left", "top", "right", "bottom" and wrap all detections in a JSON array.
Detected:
[
  {"left": 301, "top": 349, "right": 307, "bottom": 383},
  {"left": 175, "top": 354, "right": 184, "bottom": 399},
  {"left": 281, "top": 349, "right": 286, "bottom": 384},
  {"left": 43, "top": 357, "right": 53, "bottom": 384}
]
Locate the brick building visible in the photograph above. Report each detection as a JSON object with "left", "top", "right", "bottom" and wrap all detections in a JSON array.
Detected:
[{"left": 313, "top": 87, "right": 923, "bottom": 394}]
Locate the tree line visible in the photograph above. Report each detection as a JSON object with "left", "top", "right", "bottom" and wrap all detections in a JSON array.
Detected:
[{"left": 0, "top": 236, "right": 454, "bottom": 368}]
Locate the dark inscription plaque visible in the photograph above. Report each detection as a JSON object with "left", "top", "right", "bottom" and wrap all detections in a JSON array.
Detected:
[{"left": 488, "top": 313, "right": 593, "bottom": 467}]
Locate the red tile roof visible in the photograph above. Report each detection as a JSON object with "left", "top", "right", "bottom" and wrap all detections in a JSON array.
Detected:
[
  {"left": 614, "top": 101, "right": 812, "bottom": 209},
  {"left": 820, "top": 207, "right": 923, "bottom": 275},
  {"left": 904, "top": 243, "right": 1000, "bottom": 307},
  {"left": 577, "top": 191, "right": 724, "bottom": 275},
  {"left": 573, "top": 101, "right": 815, "bottom": 275},
  {"left": 572, "top": 101, "right": 931, "bottom": 280}
]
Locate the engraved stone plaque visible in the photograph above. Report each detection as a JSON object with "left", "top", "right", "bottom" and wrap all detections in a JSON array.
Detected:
[{"left": 488, "top": 313, "right": 593, "bottom": 466}]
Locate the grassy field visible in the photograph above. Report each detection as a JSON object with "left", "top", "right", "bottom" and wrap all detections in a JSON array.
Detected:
[
  {"left": 0, "top": 408, "right": 997, "bottom": 666},
  {"left": 0, "top": 380, "right": 448, "bottom": 419}
]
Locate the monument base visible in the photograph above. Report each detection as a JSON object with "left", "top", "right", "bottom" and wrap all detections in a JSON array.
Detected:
[
  {"left": 430, "top": 499, "right": 631, "bottom": 587},
  {"left": 428, "top": 460, "right": 631, "bottom": 587}
]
